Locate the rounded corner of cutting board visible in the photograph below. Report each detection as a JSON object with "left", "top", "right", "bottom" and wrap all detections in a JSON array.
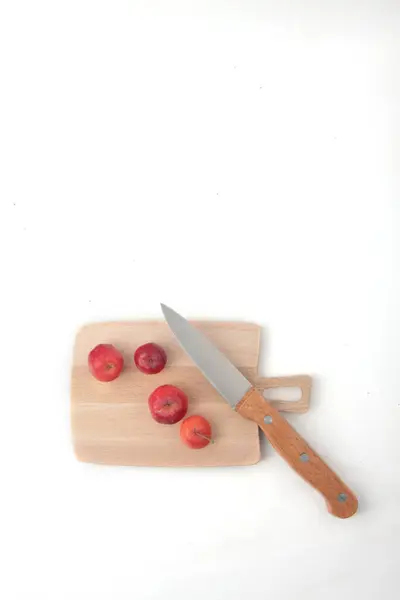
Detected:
[{"left": 249, "top": 440, "right": 262, "bottom": 466}]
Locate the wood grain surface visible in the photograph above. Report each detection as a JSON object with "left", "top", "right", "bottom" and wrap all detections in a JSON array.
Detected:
[
  {"left": 236, "top": 388, "right": 358, "bottom": 518},
  {"left": 71, "top": 321, "right": 312, "bottom": 467}
]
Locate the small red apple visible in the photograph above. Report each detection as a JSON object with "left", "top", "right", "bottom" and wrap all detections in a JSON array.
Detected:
[
  {"left": 134, "top": 342, "right": 167, "bottom": 374},
  {"left": 180, "top": 415, "right": 213, "bottom": 449},
  {"left": 88, "top": 344, "right": 124, "bottom": 382},
  {"left": 148, "top": 385, "right": 188, "bottom": 424}
]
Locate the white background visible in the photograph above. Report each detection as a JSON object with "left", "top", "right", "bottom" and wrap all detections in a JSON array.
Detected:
[{"left": 0, "top": 1, "right": 399, "bottom": 599}]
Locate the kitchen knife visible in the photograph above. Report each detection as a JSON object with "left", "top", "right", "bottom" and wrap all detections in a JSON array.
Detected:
[{"left": 161, "top": 304, "right": 358, "bottom": 519}]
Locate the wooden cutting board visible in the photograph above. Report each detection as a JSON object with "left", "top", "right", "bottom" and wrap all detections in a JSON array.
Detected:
[{"left": 71, "top": 321, "right": 311, "bottom": 467}]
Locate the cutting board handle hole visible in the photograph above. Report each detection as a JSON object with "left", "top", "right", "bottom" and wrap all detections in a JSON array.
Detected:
[{"left": 263, "top": 386, "right": 302, "bottom": 402}]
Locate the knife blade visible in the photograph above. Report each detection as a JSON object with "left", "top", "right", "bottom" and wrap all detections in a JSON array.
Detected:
[{"left": 161, "top": 304, "right": 358, "bottom": 519}]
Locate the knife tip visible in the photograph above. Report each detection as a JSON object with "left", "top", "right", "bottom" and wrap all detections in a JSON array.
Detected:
[
  {"left": 160, "top": 302, "right": 170, "bottom": 315},
  {"left": 160, "top": 303, "right": 178, "bottom": 319}
]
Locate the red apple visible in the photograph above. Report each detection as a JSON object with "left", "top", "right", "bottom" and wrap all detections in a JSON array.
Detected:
[
  {"left": 134, "top": 342, "right": 167, "bottom": 374},
  {"left": 180, "top": 415, "right": 213, "bottom": 449},
  {"left": 88, "top": 344, "right": 124, "bottom": 382},
  {"left": 148, "top": 385, "right": 188, "bottom": 424}
]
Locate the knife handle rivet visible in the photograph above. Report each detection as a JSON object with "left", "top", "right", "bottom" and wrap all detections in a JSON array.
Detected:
[
  {"left": 264, "top": 415, "right": 273, "bottom": 424},
  {"left": 338, "top": 493, "right": 348, "bottom": 503},
  {"left": 300, "top": 453, "right": 309, "bottom": 462}
]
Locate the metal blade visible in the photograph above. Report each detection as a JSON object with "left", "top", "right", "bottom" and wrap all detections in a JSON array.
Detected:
[{"left": 161, "top": 304, "right": 251, "bottom": 407}]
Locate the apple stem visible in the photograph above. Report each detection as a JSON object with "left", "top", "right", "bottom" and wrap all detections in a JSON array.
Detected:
[{"left": 194, "top": 431, "right": 215, "bottom": 444}]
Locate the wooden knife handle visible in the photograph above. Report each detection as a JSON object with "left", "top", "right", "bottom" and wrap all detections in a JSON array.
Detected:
[{"left": 236, "top": 388, "right": 358, "bottom": 518}]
